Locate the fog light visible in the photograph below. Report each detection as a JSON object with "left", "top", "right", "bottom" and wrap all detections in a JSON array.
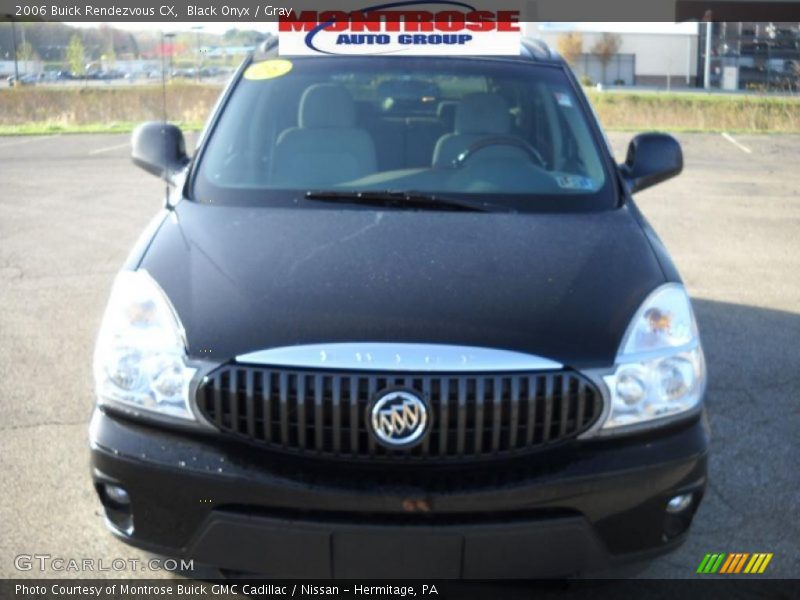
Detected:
[
  {"left": 666, "top": 493, "right": 693, "bottom": 514},
  {"left": 104, "top": 484, "right": 130, "bottom": 506}
]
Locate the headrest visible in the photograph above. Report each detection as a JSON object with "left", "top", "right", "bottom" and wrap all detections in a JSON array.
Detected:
[
  {"left": 299, "top": 84, "right": 357, "bottom": 129},
  {"left": 437, "top": 101, "right": 458, "bottom": 128},
  {"left": 455, "top": 93, "right": 510, "bottom": 135}
]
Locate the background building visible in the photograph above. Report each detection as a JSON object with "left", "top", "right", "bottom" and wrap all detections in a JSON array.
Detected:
[
  {"left": 529, "top": 21, "right": 800, "bottom": 91},
  {"left": 528, "top": 23, "right": 699, "bottom": 88},
  {"left": 700, "top": 22, "right": 800, "bottom": 90}
]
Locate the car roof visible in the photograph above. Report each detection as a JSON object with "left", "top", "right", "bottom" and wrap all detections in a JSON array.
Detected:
[{"left": 254, "top": 35, "right": 563, "bottom": 65}]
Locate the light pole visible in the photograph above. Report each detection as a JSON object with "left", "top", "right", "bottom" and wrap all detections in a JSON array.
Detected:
[
  {"left": 703, "top": 21, "right": 713, "bottom": 90},
  {"left": 191, "top": 25, "right": 203, "bottom": 81},
  {"left": 6, "top": 15, "right": 20, "bottom": 83},
  {"left": 163, "top": 32, "right": 175, "bottom": 81}
]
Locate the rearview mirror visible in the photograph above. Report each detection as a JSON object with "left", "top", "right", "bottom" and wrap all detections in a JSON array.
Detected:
[
  {"left": 131, "top": 122, "right": 190, "bottom": 180},
  {"left": 620, "top": 133, "right": 682, "bottom": 194}
]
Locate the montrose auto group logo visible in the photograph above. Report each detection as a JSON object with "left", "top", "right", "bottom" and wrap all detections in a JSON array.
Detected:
[{"left": 277, "top": 1, "right": 522, "bottom": 56}]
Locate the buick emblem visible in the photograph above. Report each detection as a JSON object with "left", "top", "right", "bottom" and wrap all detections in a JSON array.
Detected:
[{"left": 369, "top": 390, "right": 428, "bottom": 448}]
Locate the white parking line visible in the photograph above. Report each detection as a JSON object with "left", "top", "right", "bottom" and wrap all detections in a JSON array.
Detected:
[
  {"left": 0, "top": 134, "right": 60, "bottom": 148},
  {"left": 88, "top": 142, "right": 130, "bottom": 155},
  {"left": 721, "top": 132, "right": 752, "bottom": 154}
]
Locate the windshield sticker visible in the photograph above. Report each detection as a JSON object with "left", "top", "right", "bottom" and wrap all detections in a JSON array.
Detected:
[
  {"left": 244, "top": 59, "right": 294, "bottom": 80},
  {"left": 553, "top": 92, "right": 573, "bottom": 108},
  {"left": 556, "top": 175, "right": 594, "bottom": 190}
]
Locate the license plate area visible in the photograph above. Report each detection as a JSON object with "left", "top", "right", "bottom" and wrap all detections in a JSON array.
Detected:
[{"left": 333, "top": 531, "right": 464, "bottom": 578}]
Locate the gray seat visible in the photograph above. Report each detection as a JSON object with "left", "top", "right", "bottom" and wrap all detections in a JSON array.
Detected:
[
  {"left": 271, "top": 84, "right": 377, "bottom": 186},
  {"left": 437, "top": 100, "right": 459, "bottom": 132},
  {"left": 432, "top": 93, "right": 512, "bottom": 168}
]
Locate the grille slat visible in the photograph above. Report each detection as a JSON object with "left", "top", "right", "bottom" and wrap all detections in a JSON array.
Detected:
[
  {"left": 297, "top": 375, "right": 307, "bottom": 450},
  {"left": 229, "top": 369, "right": 239, "bottom": 432},
  {"left": 332, "top": 377, "right": 342, "bottom": 455},
  {"left": 543, "top": 376, "right": 554, "bottom": 443},
  {"left": 278, "top": 371, "right": 288, "bottom": 446},
  {"left": 213, "top": 374, "right": 223, "bottom": 427},
  {"left": 559, "top": 375, "right": 570, "bottom": 438},
  {"left": 198, "top": 367, "right": 602, "bottom": 462},
  {"left": 245, "top": 369, "right": 255, "bottom": 438},
  {"left": 525, "top": 376, "right": 536, "bottom": 445},
  {"left": 509, "top": 377, "right": 520, "bottom": 449},
  {"left": 314, "top": 374, "right": 324, "bottom": 452},
  {"left": 421, "top": 377, "right": 432, "bottom": 456},
  {"left": 367, "top": 378, "right": 377, "bottom": 456},
  {"left": 349, "top": 376, "right": 359, "bottom": 454},
  {"left": 576, "top": 382, "right": 586, "bottom": 435},
  {"left": 474, "top": 378, "right": 485, "bottom": 455},
  {"left": 260, "top": 371, "right": 270, "bottom": 442},
  {"left": 456, "top": 378, "right": 468, "bottom": 456},
  {"left": 439, "top": 379, "right": 450, "bottom": 457},
  {"left": 491, "top": 377, "right": 502, "bottom": 454}
]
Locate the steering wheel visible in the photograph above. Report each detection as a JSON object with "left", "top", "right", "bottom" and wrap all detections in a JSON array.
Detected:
[{"left": 453, "top": 135, "right": 547, "bottom": 169}]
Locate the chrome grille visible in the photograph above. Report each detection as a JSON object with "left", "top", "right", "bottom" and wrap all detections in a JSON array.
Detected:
[{"left": 196, "top": 366, "right": 603, "bottom": 461}]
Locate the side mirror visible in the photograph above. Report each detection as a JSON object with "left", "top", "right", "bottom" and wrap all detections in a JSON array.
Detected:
[
  {"left": 131, "top": 122, "right": 190, "bottom": 180},
  {"left": 620, "top": 133, "right": 683, "bottom": 194}
]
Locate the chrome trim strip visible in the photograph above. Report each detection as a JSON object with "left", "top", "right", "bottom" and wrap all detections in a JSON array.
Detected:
[
  {"left": 235, "top": 343, "right": 563, "bottom": 373},
  {"left": 187, "top": 358, "right": 227, "bottom": 431},
  {"left": 616, "top": 340, "right": 700, "bottom": 365},
  {"left": 576, "top": 367, "right": 614, "bottom": 440}
]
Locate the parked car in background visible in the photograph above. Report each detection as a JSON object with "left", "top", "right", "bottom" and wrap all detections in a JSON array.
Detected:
[{"left": 6, "top": 74, "right": 38, "bottom": 86}]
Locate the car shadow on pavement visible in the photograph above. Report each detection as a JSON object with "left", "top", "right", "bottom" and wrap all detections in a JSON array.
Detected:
[{"left": 637, "top": 298, "right": 800, "bottom": 578}]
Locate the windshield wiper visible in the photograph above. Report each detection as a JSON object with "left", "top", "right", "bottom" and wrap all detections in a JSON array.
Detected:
[{"left": 304, "top": 190, "right": 497, "bottom": 213}]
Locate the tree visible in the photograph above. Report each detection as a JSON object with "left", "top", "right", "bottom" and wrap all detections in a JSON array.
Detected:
[
  {"left": 66, "top": 34, "right": 86, "bottom": 76},
  {"left": 102, "top": 41, "right": 116, "bottom": 68},
  {"left": 591, "top": 32, "right": 622, "bottom": 85},
  {"left": 556, "top": 32, "right": 583, "bottom": 67},
  {"left": 100, "top": 25, "right": 116, "bottom": 67},
  {"left": 127, "top": 32, "right": 140, "bottom": 59},
  {"left": 17, "top": 40, "right": 37, "bottom": 63}
]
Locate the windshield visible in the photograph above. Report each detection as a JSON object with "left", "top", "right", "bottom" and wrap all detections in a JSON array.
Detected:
[{"left": 193, "top": 56, "right": 615, "bottom": 211}]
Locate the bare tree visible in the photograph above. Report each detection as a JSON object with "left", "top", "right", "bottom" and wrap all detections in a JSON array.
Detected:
[
  {"left": 591, "top": 32, "right": 622, "bottom": 85},
  {"left": 556, "top": 32, "right": 583, "bottom": 67}
]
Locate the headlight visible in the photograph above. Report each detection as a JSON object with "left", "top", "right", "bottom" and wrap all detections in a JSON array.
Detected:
[
  {"left": 598, "top": 283, "right": 706, "bottom": 434},
  {"left": 93, "top": 270, "right": 197, "bottom": 422}
]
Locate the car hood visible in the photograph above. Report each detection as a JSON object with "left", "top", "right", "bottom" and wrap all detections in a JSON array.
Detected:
[{"left": 140, "top": 201, "right": 667, "bottom": 369}]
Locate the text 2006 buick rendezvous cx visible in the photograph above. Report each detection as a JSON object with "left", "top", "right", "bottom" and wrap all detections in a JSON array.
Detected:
[{"left": 90, "top": 38, "right": 708, "bottom": 578}]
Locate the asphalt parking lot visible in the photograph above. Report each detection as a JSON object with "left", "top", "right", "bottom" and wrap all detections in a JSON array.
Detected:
[{"left": 0, "top": 131, "right": 798, "bottom": 580}]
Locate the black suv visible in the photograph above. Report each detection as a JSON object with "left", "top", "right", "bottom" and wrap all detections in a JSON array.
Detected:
[{"left": 90, "top": 38, "right": 708, "bottom": 578}]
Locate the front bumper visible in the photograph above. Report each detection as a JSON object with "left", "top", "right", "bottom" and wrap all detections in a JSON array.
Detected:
[{"left": 90, "top": 408, "right": 709, "bottom": 578}]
